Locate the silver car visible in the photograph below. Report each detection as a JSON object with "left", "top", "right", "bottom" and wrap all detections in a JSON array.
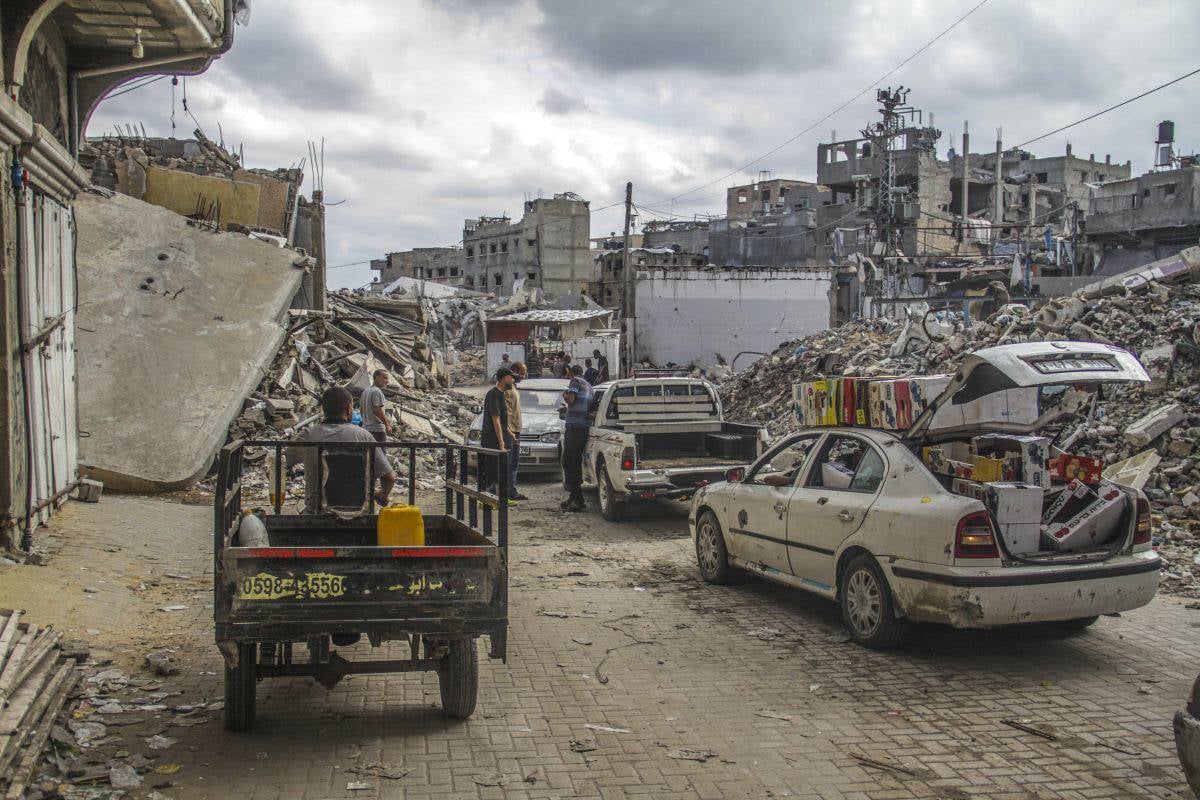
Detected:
[{"left": 467, "top": 378, "right": 568, "bottom": 473}]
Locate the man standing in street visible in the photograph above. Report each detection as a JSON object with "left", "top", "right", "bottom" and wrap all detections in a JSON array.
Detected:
[
  {"left": 593, "top": 349, "right": 610, "bottom": 383},
  {"left": 583, "top": 358, "right": 599, "bottom": 385},
  {"left": 560, "top": 363, "right": 593, "bottom": 512},
  {"left": 360, "top": 369, "right": 392, "bottom": 443},
  {"left": 481, "top": 367, "right": 515, "bottom": 503},
  {"left": 504, "top": 362, "right": 528, "bottom": 501}
]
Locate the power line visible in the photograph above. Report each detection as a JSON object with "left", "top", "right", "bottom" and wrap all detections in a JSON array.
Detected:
[
  {"left": 1015, "top": 65, "right": 1200, "bottom": 148},
  {"left": 103, "top": 74, "right": 167, "bottom": 101},
  {"left": 643, "top": 0, "right": 990, "bottom": 207}
]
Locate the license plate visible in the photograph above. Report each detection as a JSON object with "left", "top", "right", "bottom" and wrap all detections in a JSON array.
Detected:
[{"left": 520, "top": 446, "right": 531, "bottom": 455}]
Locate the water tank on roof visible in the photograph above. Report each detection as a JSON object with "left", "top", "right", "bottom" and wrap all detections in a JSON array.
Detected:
[{"left": 1158, "top": 120, "right": 1175, "bottom": 144}]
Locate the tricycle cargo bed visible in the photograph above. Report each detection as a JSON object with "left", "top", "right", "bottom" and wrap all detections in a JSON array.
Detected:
[{"left": 218, "top": 515, "right": 503, "bottom": 638}]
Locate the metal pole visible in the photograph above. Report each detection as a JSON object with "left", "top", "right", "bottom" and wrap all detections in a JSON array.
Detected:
[
  {"left": 959, "top": 121, "right": 969, "bottom": 250},
  {"left": 992, "top": 127, "right": 1003, "bottom": 255},
  {"left": 1026, "top": 176, "right": 1037, "bottom": 291},
  {"left": 620, "top": 182, "right": 634, "bottom": 377}
]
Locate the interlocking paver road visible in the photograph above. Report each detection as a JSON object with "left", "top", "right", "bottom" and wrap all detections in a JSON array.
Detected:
[{"left": 4, "top": 479, "right": 1196, "bottom": 800}]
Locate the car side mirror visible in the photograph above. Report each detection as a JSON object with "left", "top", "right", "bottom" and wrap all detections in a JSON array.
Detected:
[
  {"left": 725, "top": 466, "right": 745, "bottom": 483},
  {"left": 761, "top": 474, "right": 791, "bottom": 487}
]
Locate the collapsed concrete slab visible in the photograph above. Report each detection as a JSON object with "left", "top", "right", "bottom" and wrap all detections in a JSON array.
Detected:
[{"left": 75, "top": 191, "right": 305, "bottom": 491}]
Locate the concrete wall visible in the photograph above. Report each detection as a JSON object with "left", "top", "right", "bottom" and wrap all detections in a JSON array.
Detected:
[
  {"left": 633, "top": 267, "right": 836, "bottom": 369},
  {"left": 142, "top": 165, "right": 263, "bottom": 230},
  {"left": 642, "top": 222, "right": 709, "bottom": 254},
  {"left": 708, "top": 211, "right": 816, "bottom": 267}
]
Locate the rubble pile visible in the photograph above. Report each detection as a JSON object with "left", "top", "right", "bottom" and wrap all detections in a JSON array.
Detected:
[
  {"left": 0, "top": 611, "right": 86, "bottom": 798},
  {"left": 211, "top": 289, "right": 488, "bottom": 506},
  {"left": 721, "top": 272, "right": 1200, "bottom": 590}
]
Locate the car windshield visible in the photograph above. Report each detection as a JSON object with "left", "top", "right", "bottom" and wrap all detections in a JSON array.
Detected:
[{"left": 519, "top": 388, "right": 564, "bottom": 411}]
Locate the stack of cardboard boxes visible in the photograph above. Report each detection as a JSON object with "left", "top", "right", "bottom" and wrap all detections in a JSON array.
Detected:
[
  {"left": 792, "top": 375, "right": 951, "bottom": 430},
  {"left": 925, "top": 434, "right": 1122, "bottom": 555}
]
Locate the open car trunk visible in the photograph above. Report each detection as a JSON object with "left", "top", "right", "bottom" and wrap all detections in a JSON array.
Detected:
[{"left": 905, "top": 342, "right": 1150, "bottom": 559}]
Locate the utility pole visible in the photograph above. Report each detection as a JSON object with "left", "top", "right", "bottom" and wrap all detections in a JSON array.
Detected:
[
  {"left": 1025, "top": 175, "right": 1037, "bottom": 292},
  {"left": 959, "top": 121, "right": 969, "bottom": 251},
  {"left": 620, "top": 181, "right": 634, "bottom": 377},
  {"left": 992, "top": 127, "right": 1003, "bottom": 255}
]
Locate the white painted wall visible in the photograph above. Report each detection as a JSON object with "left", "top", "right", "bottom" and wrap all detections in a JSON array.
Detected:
[{"left": 633, "top": 267, "right": 835, "bottom": 371}]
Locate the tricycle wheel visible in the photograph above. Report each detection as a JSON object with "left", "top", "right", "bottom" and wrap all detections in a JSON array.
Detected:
[
  {"left": 438, "top": 638, "right": 478, "bottom": 719},
  {"left": 224, "top": 642, "right": 257, "bottom": 732}
]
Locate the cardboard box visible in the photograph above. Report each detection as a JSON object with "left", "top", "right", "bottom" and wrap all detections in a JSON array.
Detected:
[
  {"left": 951, "top": 477, "right": 986, "bottom": 501},
  {"left": 1042, "top": 481, "right": 1126, "bottom": 552},
  {"left": 1042, "top": 479, "right": 1094, "bottom": 525},
  {"left": 793, "top": 379, "right": 837, "bottom": 427},
  {"left": 1050, "top": 453, "right": 1104, "bottom": 486},
  {"left": 924, "top": 443, "right": 1018, "bottom": 483},
  {"left": 869, "top": 380, "right": 900, "bottom": 430},
  {"left": 985, "top": 482, "right": 1045, "bottom": 555},
  {"left": 973, "top": 435, "right": 1051, "bottom": 489}
]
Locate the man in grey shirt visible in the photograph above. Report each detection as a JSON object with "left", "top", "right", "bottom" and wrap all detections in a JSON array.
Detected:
[
  {"left": 360, "top": 369, "right": 392, "bottom": 442},
  {"left": 288, "top": 386, "right": 396, "bottom": 513}
]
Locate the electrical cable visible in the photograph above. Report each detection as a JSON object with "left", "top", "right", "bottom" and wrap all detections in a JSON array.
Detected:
[
  {"left": 643, "top": 0, "right": 990, "bottom": 207},
  {"left": 103, "top": 74, "right": 166, "bottom": 101},
  {"left": 1015, "top": 65, "right": 1200, "bottom": 148}
]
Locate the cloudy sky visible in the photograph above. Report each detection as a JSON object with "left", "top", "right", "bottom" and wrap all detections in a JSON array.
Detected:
[{"left": 89, "top": 0, "right": 1200, "bottom": 289}]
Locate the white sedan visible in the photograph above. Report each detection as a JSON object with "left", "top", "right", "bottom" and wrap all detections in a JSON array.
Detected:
[{"left": 689, "top": 342, "right": 1161, "bottom": 648}]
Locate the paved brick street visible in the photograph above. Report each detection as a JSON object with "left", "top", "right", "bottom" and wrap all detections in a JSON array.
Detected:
[{"left": 2, "top": 480, "right": 1197, "bottom": 800}]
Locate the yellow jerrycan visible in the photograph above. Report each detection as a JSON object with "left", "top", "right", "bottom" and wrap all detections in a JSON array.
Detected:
[{"left": 377, "top": 504, "right": 425, "bottom": 546}]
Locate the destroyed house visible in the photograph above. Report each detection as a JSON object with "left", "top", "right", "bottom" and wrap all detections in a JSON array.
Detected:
[{"left": 0, "top": 0, "right": 236, "bottom": 545}]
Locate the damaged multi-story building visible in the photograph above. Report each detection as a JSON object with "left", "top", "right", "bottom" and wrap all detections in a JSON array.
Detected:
[
  {"left": 1086, "top": 122, "right": 1200, "bottom": 273},
  {"left": 0, "top": 0, "right": 238, "bottom": 546},
  {"left": 77, "top": 130, "right": 328, "bottom": 309},
  {"left": 461, "top": 192, "right": 592, "bottom": 299},
  {"left": 370, "top": 247, "right": 463, "bottom": 289},
  {"left": 593, "top": 246, "right": 708, "bottom": 308}
]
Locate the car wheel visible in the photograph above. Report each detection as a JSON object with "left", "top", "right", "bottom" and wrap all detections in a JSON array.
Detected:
[
  {"left": 695, "top": 510, "right": 731, "bottom": 584},
  {"left": 597, "top": 462, "right": 624, "bottom": 521},
  {"left": 839, "top": 554, "right": 909, "bottom": 649}
]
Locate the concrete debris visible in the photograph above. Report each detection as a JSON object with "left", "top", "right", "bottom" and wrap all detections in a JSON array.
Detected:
[
  {"left": 75, "top": 190, "right": 305, "bottom": 492},
  {"left": 721, "top": 267, "right": 1200, "bottom": 593}
]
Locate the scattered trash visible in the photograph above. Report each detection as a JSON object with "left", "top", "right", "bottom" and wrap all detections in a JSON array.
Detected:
[
  {"left": 569, "top": 736, "right": 598, "bottom": 753},
  {"left": 154, "top": 763, "right": 182, "bottom": 776},
  {"left": 109, "top": 763, "right": 142, "bottom": 790},
  {"left": 572, "top": 637, "right": 593, "bottom": 646},
  {"left": 755, "top": 709, "right": 794, "bottom": 721},
  {"left": 346, "top": 781, "right": 373, "bottom": 791},
  {"left": 157, "top": 605, "right": 188, "bottom": 612},
  {"left": 1001, "top": 719, "right": 1057, "bottom": 740},
  {"left": 809, "top": 683, "right": 822, "bottom": 693},
  {"left": 348, "top": 762, "right": 411, "bottom": 780},
  {"left": 146, "top": 735, "right": 176, "bottom": 750},
  {"left": 749, "top": 626, "right": 782, "bottom": 641},
  {"left": 660, "top": 744, "right": 717, "bottom": 762},
  {"left": 473, "top": 772, "right": 506, "bottom": 787},
  {"left": 850, "top": 752, "right": 918, "bottom": 776},
  {"left": 145, "top": 650, "right": 179, "bottom": 676},
  {"left": 538, "top": 609, "right": 571, "bottom": 619},
  {"left": 584, "top": 723, "right": 631, "bottom": 733}
]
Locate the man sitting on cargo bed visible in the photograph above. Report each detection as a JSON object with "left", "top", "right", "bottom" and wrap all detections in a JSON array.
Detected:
[{"left": 288, "top": 386, "right": 397, "bottom": 513}]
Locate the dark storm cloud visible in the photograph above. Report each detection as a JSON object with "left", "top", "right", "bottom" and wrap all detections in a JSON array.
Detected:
[
  {"left": 218, "top": 5, "right": 376, "bottom": 112},
  {"left": 531, "top": 0, "right": 839, "bottom": 74},
  {"left": 539, "top": 86, "right": 590, "bottom": 115}
]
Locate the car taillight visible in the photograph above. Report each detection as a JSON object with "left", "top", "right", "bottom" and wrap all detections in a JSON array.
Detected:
[
  {"left": 955, "top": 511, "right": 999, "bottom": 559},
  {"left": 621, "top": 447, "right": 635, "bottom": 471},
  {"left": 1133, "top": 496, "right": 1152, "bottom": 546}
]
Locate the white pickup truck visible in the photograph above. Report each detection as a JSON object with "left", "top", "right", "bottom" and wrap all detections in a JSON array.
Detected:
[{"left": 580, "top": 377, "right": 766, "bottom": 520}]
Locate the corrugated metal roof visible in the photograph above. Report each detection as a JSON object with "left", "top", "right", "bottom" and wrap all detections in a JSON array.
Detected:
[{"left": 491, "top": 308, "right": 614, "bottom": 323}]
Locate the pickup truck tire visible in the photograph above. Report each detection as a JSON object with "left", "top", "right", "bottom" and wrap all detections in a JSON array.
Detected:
[
  {"left": 438, "top": 638, "right": 479, "bottom": 719},
  {"left": 839, "top": 554, "right": 910, "bottom": 650},
  {"left": 597, "top": 462, "right": 625, "bottom": 522},
  {"left": 224, "top": 642, "right": 257, "bottom": 732},
  {"left": 695, "top": 511, "right": 732, "bottom": 584}
]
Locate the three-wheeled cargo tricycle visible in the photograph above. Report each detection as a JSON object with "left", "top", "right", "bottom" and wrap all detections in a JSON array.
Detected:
[{"left": 213, "top": 438, "right": 509, "bottom": 731}]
